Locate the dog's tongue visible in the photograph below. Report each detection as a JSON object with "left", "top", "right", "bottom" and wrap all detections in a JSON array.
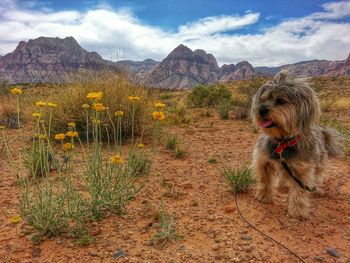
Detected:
[{"left": 259, "top": 120, "right": 273, "bottom": 128}]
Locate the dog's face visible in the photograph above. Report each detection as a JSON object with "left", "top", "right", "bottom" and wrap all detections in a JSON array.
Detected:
[{"left": 251, "top": 73, "right": 321, "bottom": 139}]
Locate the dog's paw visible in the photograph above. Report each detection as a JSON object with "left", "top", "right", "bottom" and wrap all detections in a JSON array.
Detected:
[
  {"left": 288, "top": 206, "right": 309, "bottom": 220},
  {"left": 256, "top": 192, "right": 273, "bottom": 204}
]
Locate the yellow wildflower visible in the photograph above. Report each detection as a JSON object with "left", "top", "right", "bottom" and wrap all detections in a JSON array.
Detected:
[
  {"left": 93, "top": 103, "right": 108, "bottom": 112},
  {"left": 67, "top": 122, "right": 76, "bottom": 128},
  {"left": 35, "top": 101, "right": 46, "bottom": 107},
  {"left": 10, "top": 87, "right": 23, "bottom": 95},
  {"left": 114, "top": 111, "right": 124, "bottom": 117},
  {"left": 0, "top": 125, "right": 5, "bottom": 130},
  {"left": 63, "top": 143, "right": 74, "bottom": 151},
  {"left": 47, "top": 102, "right": 58, "bottom": 107},
  {"left": 128, "top": 96, "right": 140, "bottom": 102},
  {"left": 32, "top": 112, "right": 42, "bottom": 118},
  {"left": 152, "top": 111, "right": 165, "bottom": 121},
  {"left": 110, "top": 154, "right": 124, "bottom": 165},
  {"left": 82, "top": 104, "right": 90, "bottom": 109},
  {"left": 66, "top": 131, "right": 79, "bottom": 138},
  {"left": 137, "top": 143, "right": 144, "bottom": 149},
  {"left": 86, "top": 92, "right": 103, "bottom": 101},
  {"left": 155, "top": 102, "right": 166, "bottom": 108},
  {"left": 54, "top": 133, "right": 65, "bottom": 141},
  {"left": 10, "top": 214, "right": 22, "bottom": 225}
]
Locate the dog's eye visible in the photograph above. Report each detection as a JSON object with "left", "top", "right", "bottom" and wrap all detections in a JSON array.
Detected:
[{"left": 275, "top": 98, "right": 286, "bottom": 105}]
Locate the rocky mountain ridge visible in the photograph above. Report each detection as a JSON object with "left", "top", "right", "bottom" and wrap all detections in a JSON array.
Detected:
[{"left": 0, "top": 36, "right": 349, "bottom": 88}]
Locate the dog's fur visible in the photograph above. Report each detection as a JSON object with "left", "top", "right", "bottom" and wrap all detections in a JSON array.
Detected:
[{"left": 251, "top": 72, "right": 342, "bottom": 219}]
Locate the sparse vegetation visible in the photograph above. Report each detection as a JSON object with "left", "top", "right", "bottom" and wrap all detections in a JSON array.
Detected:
[
  {"left": 187, "top": 84, "right": 231, "bottom": 108},
  {"left": 221, "top": 165, "right": 255, "bottom": 193},
  {"left": 165, "top": 134, "right": 186, "bottom": 158},
  {"left": 217, "top": 99, "right": 231, "bottom": 119},
  {"left": 151, "top": 204, "right": 183, "bottom": 248}
]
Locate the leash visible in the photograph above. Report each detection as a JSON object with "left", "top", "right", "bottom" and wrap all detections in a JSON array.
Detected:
[
  {"left": 274, "top": 135, "right": 315, "bottom": 192},
  {"left": 280, "top": 160, "right": 316, "bottom": 192},
  {"left": 234, "top": 190, "right": 306, "bottom": 263}
]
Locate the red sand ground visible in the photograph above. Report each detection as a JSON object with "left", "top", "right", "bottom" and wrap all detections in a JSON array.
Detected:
[{"left": 0, "top": 111, "right": 349, "bottom": 263}]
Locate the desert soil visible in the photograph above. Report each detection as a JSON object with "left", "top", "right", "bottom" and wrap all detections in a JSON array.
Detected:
[{"left": 0, "top": 110, "right": 349, "bottom": 263}]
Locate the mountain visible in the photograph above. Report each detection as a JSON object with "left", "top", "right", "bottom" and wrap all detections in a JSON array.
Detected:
[
  {"left": 326, "top": 53, "right": 350, "bottom": 76},
  {"left": 254, "top": 59, "right": 343, "bottom": 77},
  {"left": 0, "top": 36, "right": 112, "bottom": 83},
  {"left": 0, "top": 36, "right": 349, "bottom": 87},
  {"left": 144, "top": 44, "right": 220, "bottom": 89},
  {"left": 116, "top": 59, "right": 159, "bottom": 82},
  {"left": 144, "top": 44, "right": 257, "bottom": 89}
]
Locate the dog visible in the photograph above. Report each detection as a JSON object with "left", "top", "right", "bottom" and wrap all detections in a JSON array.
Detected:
[{"left": 251, "top": 71, "right": 342, "bottom": 219}]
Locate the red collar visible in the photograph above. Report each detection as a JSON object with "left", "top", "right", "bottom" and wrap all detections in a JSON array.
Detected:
[{"left": 274, "top": 135, "right": 301, "bottom": 154}]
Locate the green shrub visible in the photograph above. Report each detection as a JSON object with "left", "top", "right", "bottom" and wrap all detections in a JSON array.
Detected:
[
  {"left": 165, "top": 134, "right": 186, "bottom": 158},
  {"left": 217, "top": 99, "right": 231, "bottom": 119},
  {"left": 221, "top": 165, "right": 255, "bottom": 193},
  {"left": 187, "top": 84, "right": 231, "bottom": 108},
  {"left": 151, "top": 204, "right": 183, "bottom": 248}
]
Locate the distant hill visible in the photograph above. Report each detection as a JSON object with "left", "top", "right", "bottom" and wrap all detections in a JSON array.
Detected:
[
  {"left": 0, "top": 36, "right": 349, "bottom": 87},
  {"left": 0, "top": 37, "right": 113, "bottom": 83}
]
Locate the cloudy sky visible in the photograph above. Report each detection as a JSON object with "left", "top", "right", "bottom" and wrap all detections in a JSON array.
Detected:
[{"left": 0, "top": 0, "right": 350, "bottom": 66}]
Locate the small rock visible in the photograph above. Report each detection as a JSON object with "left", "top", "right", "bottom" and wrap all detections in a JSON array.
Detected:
[
  {"left": 325, "top": 247, "right": 339, "bottom": 257},
  {"left": 212, "top": 244, "right": 220, "bottom": 251},
  {"left": 90, "top": 227, "right": 101, "bottom": 236},
  {"left": 113, "top": 249, "right": 126, "bottom": 259},
  {"left": 314, "top": 256, "right": 325, "bottom": 262},
  {"left": 89, "top": 252, "right": 98, "bottom": 257},
  {"left": 32, "top": 247, "right": 41, "bottom": 257},
  {"left": 244, "top": 246, "right": 253, "bottom": 253},
  {"left": 182, "top": 182, "right": 193, "bottom": 189},
  {"left": 191, "top": 201, "right": 199, "bottom": 206},
  {"left": 224, "top": 206, "right": 235, "bottom": 213},
  {"left": 240, "top": 235, "right": 252, "bottom": 241}
]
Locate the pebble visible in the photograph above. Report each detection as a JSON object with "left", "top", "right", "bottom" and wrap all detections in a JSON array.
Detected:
[
  {"left": 113, "top": 249, "right": 126, "bottom": 259},
  {"left": 212, "top": 244, "right": 220, "bottom": 251},
  {"left": 240, "top": 235, "right": 252, "bottom": 241},
  {"left": 325, "top": 247, "right": 339, "bottom": 257},
  {"left": 89, "top": 252, "right": 98, "bottom": 257},
  {"left": 314, "top": 256, "right": 325, "bottom": 262},
  {"left": 182, "top": 182, "right": 193, "bottom": 189},
  {"left": 224, "top": 206, "right": 236, "bottom": 213}
]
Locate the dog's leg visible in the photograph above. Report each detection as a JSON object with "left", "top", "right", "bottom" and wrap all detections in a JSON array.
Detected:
[
  {"left": 287, "top": 162, "right": 314, "bottom": 219},
  {"left": 255, "top": 160, "right": 275, "bottom": 203}
]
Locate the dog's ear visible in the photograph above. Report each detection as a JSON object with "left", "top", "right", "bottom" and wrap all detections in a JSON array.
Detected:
[{"left": 273, "top": 71, "right": 288, "bottom": 83}]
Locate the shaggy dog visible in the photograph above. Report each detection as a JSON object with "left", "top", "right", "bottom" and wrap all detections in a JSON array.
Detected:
[{"left": 251, "top": 72, "right": 342, "bottom": 219}]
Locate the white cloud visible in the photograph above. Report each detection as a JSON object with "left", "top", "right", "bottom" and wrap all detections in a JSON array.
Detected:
[
  {"left": 0, "top": 0, "right": 349, "bottom": 66},
  {"left": 178, "top": 13, "right": 260, "bottom": 38}
]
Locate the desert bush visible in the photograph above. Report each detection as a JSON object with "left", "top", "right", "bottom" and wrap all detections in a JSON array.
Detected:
[
  {"left": 39, "top": 71, "right": 149, "bottom": 141},
  {"left": 0, "top": 97, "right": 19, "bottom": 128},
  {"left": 165, "top": 134, "right": 186, "bottom": 158},
  {"left": 231, "top": 79, "right": 265, "bottom": 119},
  {"left": 221, "top": 165, "right": 255, "bottom": 193},
  {"left": 20, "top": 178, "right": 68, "bottom": 243},
  {"left": 127, "top": 149, "right": 152, "bottom": 177},
  {"left": 187, "top": 84, "right": 231, "bottom": 108},
  {"left": 217, "top": 99, "right": 231, "bottom": 119},
  {"left": 151, "top": 204, "right": 183, "bottom": 248},
  {"left": 169, "top": 99, "right": 191, "bottom": 125},
  {"left": 0, "top": 81, "right": 9, "bottom": 96}
]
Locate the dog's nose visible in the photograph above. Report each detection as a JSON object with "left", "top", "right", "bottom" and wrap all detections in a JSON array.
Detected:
[{"left": 258, "top": 105, "right": 269, "bottom": 117}]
